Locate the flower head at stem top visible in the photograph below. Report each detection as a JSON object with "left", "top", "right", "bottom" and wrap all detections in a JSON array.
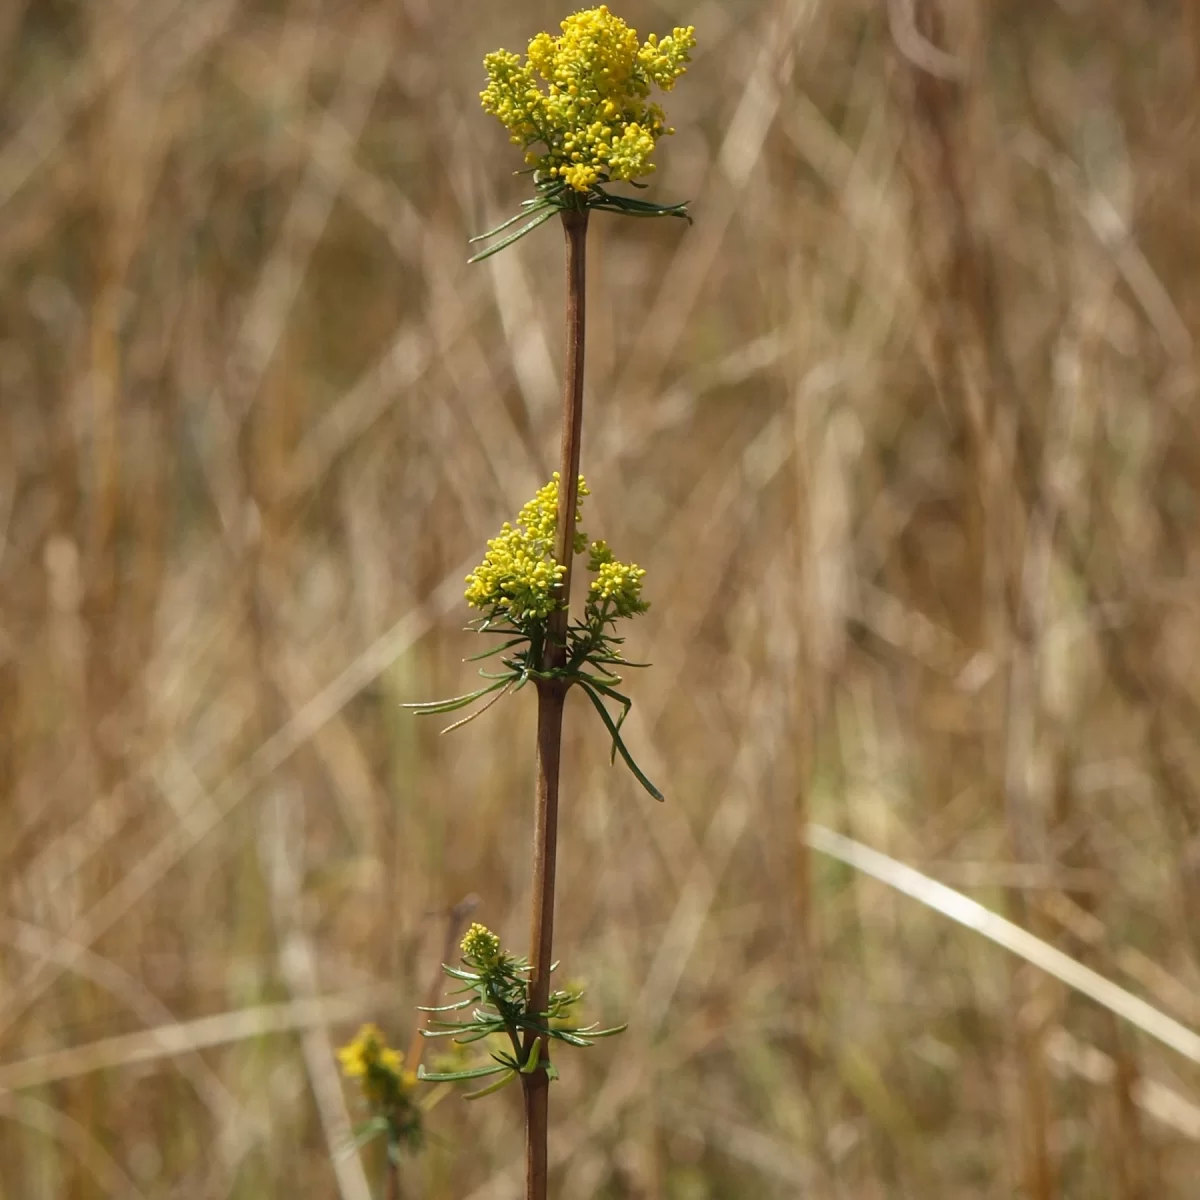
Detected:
[
  {"left": 471, "top": 6, "right": 697, "bottom": 260},
  {"left": 483, "top": 5, "right": 695, "bottom": 192}
]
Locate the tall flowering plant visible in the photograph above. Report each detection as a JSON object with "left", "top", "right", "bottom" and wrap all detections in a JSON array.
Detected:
[{"left": 344, "top": 10, "right": 694, "bottom": 1199}]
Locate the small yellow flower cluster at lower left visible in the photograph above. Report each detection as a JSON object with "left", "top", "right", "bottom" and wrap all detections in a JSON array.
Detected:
[{"left": 337, "top": 1023, "right": 417, "bottom": 1100}]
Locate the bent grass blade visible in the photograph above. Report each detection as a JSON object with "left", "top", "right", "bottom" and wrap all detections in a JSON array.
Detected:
[{"left": 807, "top": 824, "right": 1200, "bottom": 1066}]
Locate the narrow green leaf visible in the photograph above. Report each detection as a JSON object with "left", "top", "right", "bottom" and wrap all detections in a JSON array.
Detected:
[
  {"left": 403, "top": 680, "right": 507, "bottom": 714},
  {"left": 463, "top": 1069, "right": 519, "bottom": 1100},
  {"left": 577, "top": 668, "right": 625, "bottom": 691},
  {"left": 417, "top": 1063, "right": 508, "bottom": 1083},
  {"left": 579, "top": 684, "right": 665, "bottom": 801},
  {"left": 467, "top": 209, "right": 558, "bottom": 264},
  {"left": 454, "top": 1028, "right": 500, "bottom": 1044},
  {"left": 441, "top": 966, "right": 482, "bottom": 982},
  {"left": 550, "top": 1031, "right": 593, "bottom": 1047},
  {"left": 469, "top": 201, "right": 550, "bottom": 243},
  {"left": 578, "top": 679, "right": 633, "bottom": 749},
  {"left": 465, "top": 638, "right": 528, "bottom": 662},
  {"left": 588, "top": 653, "right": 651, "bottom": 669},
  {"left": 438, "top": 679, "right": 515, "bottom": 733},
  {"left": 520, "top": 1038, "right": 542, "bottom": 1074},
  {"left": 588, "top": 200, "right": 692, "bottom": 223},
  {"left": 581, "top": 678, "right": 631, "bottom": 707},
  {"left": 582, "top": 1023, "right": 627, "bottom": 1038},
  {"left": 590, "top": 188, "right": 690, "bottom": 214}
]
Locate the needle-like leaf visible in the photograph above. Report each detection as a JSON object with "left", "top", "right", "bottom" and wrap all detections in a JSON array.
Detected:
[
  {"left": 468, "top": 201, "right": 552, "bottom": 244},
  {"left": 467, "top": 209, "right": 558, "bottom": 263},
  {"left": 579, "top": 682, "right": 664, "bottom": 801}
]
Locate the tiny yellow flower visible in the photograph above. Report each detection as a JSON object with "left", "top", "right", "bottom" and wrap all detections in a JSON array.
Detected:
[{"left": 481, "top": 7, "right": 696, "bottom": 193}]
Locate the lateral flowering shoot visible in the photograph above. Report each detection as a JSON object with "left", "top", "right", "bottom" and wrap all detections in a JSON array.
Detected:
[
  {"left": 407, "top": 475, "right": 661, "bottom": 799},
  {"left": 587, "top": 540, "right": 648, "bottom": 618},
  {"left": 470, "top": 6, "right": 697, "bottom": 261},
  {"left": 416, "top": 923, "right": 626, "bottom": 1098},
  {"left": 464, "top": 474, "right": 588, "bottom": 632}
]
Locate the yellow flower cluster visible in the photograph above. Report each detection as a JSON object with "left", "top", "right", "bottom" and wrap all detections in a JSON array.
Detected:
[
  {"left": 480, "top": 6, "right": 696, "bottom": 193},
  {"left": 464, "top": 473, "right": 588, "bottom": 625},
  {"left": 587, "top": 540, "right": 649, "bottom": 618},
  {"left": 337, "top": 1023, "right": 417, "bottom": 1100},
  {"left": 461, "top": 922, "right": 502, "bottom": 966}
]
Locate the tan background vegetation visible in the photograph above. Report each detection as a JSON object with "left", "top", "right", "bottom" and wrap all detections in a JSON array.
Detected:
[{"left": 3, "top": 0, "right": 1200, "bottom": 1196}]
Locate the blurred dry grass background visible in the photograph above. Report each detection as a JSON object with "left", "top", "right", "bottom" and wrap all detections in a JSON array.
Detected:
[{"left": 3, "top": 0, "right": 1200, "bottom": 1195}]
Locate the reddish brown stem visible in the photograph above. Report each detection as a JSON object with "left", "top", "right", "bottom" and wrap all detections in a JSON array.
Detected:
[
  {"left": 521, "top": 207, "right": 589, "bottom": 1200},
  {"left": 523, "top": 678, "right": 567, "bottom": 1199},
  {"left": 545, "top": 208, "right": 590, "bottom": 666}
]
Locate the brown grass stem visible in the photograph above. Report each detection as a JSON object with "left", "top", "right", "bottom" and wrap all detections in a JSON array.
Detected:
[{"left": 521, "top": 206, "right": 589, "bottom": 1200}]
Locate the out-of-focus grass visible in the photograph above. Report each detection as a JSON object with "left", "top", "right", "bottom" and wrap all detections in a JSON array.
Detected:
[{"left": 2, "top": 0, "right": 1200, "bottom": 1196}]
